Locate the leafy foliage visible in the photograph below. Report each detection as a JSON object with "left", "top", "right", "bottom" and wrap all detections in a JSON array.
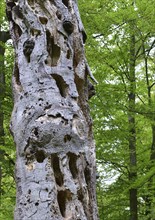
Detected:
[
  {"left": 79, "top": 0, "right": 155, "bottom": 219},
  {"left": 0, "top": 2, "right": 15, "bottom": 219},
  {"left": 0, "top": 43, "right": 15, "bottom": 219}
]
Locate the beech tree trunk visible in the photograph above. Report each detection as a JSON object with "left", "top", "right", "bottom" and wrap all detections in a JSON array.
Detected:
[
  {"left": 128, "top": 21, "right": 137, "bottom": 220},
  {"left": 0, "top": 30, "right": 10, "bottom": 204},
  {"left": 144, "top": 44, "right": 155, "bottom": 219},
  {"left": 6, "top": 0, "right": 98, "bottom": 219}
]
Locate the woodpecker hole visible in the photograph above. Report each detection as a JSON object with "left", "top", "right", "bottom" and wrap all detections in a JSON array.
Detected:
[
  {"left": 51, "top": 154, "right": 64, "bottom": 186},
  {"left": 68, "top": 152, "right": 78, "bottom": 179}
]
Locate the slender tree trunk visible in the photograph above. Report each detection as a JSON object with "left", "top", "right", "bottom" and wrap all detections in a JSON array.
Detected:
[
  {"left": 0, "top": 30, "right": 10, "bottom": 145},
  {"left": 0, "top": 30, "right": 10, "bottom": 205},
  {"left": 6, "top": 0, "right": 98, "bottom": 219},
  {"left": 149, "top": 125, "right": 155, "bottom": 220},
  {"left": 0, "top": 38, "right": 5, "bottom": 206},
  {"left": 144, "top": 125, "right": 155, "bottom": 220},
  {"left": 128, "top": 21, "right": 138, "bottom": 220},
  {"left": 143, "top": 42, "right": 155, "bottom": 220}
]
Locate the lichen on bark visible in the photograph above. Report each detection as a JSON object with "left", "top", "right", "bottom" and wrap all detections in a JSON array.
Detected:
[{"left": 6, "top": 0, "right": 98, "bottom": 219}]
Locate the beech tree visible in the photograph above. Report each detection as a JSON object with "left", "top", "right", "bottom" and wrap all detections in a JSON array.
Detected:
[
  {"left": 6, "top": 0, "right": 98, "bottom": 219},
  {"left": 0, "top": 0, "right": 10, "bottom": 204},
  {"left": 0, "top": 30, "right": 10, "bottom": 202}
]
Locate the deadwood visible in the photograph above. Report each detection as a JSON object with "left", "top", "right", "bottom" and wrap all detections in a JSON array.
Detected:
[{"left": 6, "top": 0, "right": 98, "bottom": 219}]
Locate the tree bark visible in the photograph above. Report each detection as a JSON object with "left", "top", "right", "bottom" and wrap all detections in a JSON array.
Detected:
[{"left": 6, "top": 0, "right": 98, "bottom": 219}]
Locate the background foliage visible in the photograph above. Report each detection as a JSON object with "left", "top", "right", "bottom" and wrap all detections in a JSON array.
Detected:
[
  {"left": 0, "top": 2, "right": 15, "bottom": 220},
  {"left": 79, "top": 0, "right": 155, "bottom": 219}
]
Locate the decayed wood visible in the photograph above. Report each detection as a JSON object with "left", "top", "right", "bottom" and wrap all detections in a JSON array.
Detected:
[{"left": 6, "top": 0, "right": 98, "bottom": 219}]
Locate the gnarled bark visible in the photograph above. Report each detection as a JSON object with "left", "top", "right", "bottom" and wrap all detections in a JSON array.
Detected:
[{"left": 6, "top": 0, "right": 98, "bottom": 219}]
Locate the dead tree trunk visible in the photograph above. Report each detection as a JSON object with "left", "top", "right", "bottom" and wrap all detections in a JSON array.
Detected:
[{"left": 6, "top": 0, "right": 98, "bottom": 219}]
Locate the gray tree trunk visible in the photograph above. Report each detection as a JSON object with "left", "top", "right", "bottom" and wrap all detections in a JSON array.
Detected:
[{"left": 6, "top": 0, "right": 98, "bottom": 219}]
